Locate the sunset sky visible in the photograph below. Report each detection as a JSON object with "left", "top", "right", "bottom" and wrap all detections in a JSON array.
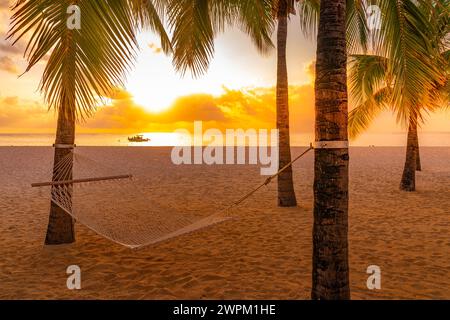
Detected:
[{"left": 0, "top": 1, "right": 448, "bottom": 146}]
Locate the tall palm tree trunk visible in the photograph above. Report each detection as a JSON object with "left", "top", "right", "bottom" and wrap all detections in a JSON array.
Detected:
[
  {"left": 400, "top": 113, "right": 418, "bottom": 191},
  {"left": 415, "top": 131, "right": 421, "bottom": 171},
  {"left": 45, "top": 29, "right": 76, "bottom": 245},
  {"left": 276, "top": 0, "right": 297, "bottom": 207},
  {"left": 312, "top": 0, "right": 350, "bottom": 300}
]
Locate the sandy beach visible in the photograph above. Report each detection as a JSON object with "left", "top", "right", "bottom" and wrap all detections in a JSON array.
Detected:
[{"left": 0, "top": 146, "right": 449, "bottom": 300}]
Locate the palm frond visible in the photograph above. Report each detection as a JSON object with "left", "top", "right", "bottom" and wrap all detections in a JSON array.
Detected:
[
  {"left": 166, "top": 0, "right": 215, "bottom": 77},
  {"left": 130, "top": 0, "right": 172, "bottom": 53},
  {"left": 376, "top": 0, "right": 447, "bottom": 125},
  {"left": 234, "top": 0, "right": 274, "bottom": 55},
  {"left": 8, "top": 0, "right": 139, "bottom": 121},
  {"left": 166, "top": 0, "right": 274, "bottom": 77},
  {"left": 347, "top": 0, "right": 368, "bottom": 54},
  {"left": 298, "top": 0, "right": 371, "bottom": 53},
  {"left": 348, "top": 86, "right": 392, "bottom": 138},
  {"left": 349, "top": 54, "right": 389, "bottom": 107},
  {"left": 297, "top": 0, "right": 319, "bottom": 39}
]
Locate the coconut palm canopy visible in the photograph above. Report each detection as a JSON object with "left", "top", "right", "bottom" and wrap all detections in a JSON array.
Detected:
[
  {"left": 348, "top": 0, "right": 449, "bottom": 137},
  {"left": 298, "top": 0, "right": 449, "bottom": 132}
]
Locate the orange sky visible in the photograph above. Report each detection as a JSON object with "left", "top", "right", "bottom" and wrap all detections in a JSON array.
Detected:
[{"left": 0, "top": 1, "right": 448, "bottom": 146}]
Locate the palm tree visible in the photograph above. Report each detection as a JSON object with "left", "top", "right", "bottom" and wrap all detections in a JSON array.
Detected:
[
  {"left": 380, "top": 0, "right": 447, "bottom": 191},
  {"left": 348, "top": 0, "right": 449, "bottom": 191},
  {"left": 298, "top": 0, "right": 372, "bottom": 300},
  {"left": 348, "top": 56, "right": 447, "bottom": 191},
  {"left": 8, "top": 0, "right": 170, "bottom": 244},
  {"left": 311, "top": 0, "right": 350, "bottom": 299},
  {"left": 396, "top": 0, "right": 448, "bottom": 186},
  {"left": 275, "top": 0, "right": 298, "bottom": 207}
]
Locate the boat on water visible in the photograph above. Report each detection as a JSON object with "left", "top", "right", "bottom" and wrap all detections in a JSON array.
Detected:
[{"left": 128, "top": 134, "right": 150, "bottom": 142}]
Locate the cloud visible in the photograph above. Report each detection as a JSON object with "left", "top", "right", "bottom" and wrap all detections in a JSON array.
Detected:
[
  {"left": 0, "top": 0, "right": 10, "bottom": 9},
  {"left": 0, "top": 56, "right": 18, "bottom": 74},
  {"left": 0, "top": 75, "right": 315, "bottom": 135},
  {"left": 1, "top": 84, "right": 449, "bottom": 142},
  {"left": 0, "top": 96, "right": 54, "bottom": 132},
  {"left": 148, "top": 43, "right": 163, "bottom": 54},
  {"left": 165, "top": 94, "right": 229, "bottom": 123},
  {"left": 84, "top": 89, "right": 231, "bottom": 132},
  {"left": 81, "top": 84, "right": 316, "bottom": 134},
  {"left": 0, "top": 1, "right": 49, "bottom": 70},
  {"left": 0, "top": 43, "right": 24, "bottom": 56},
  {"left": 304, "top": 60, "right": 315, "bottom": 82}
]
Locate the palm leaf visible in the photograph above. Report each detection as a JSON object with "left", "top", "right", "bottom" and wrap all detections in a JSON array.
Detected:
[
  {"left": 349, "top": 54, "right": 389, "bottom": 107},
  {"left": 376, "top": 0, "right": 447, "bottom": 125},
  {"left": 7, "top": 0, "right": 152, "bottom": 121},
  {"left": 297, "top": 0, "right": 319, "bottom": 39},
  {"left": 234, "top": 0, "right": 274, "bottom": 54},
  {"left": 348, "top": 86, "right": 392, "bottom": 138},
  {"left": 130, "top": 0, "right": 172, "bottom": 53},
  {"left": 166, "top": 0, "right": 274, "bottom": 77},
  {"left": 298, "top": 0, "right": 371, "bottom": 53}
]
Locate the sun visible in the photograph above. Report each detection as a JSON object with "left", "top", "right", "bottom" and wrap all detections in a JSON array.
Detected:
[
  {"left": 124, "top": 31, "right": 265, "bottom": 114},
  {"left": 127, "top": 85, "right": 174, "bottom": 113}
]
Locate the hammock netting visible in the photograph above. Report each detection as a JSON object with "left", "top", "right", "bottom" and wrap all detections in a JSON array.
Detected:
[
  {"left": 34, "top": 150, "right": 234, "bottom": 249},
  {"left": 33, "top": 146, "right": 313, "bottom": 249}
]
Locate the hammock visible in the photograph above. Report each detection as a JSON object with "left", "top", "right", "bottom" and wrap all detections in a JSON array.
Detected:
[{"left": 32, "top": 146, "right": 313, "bottom": 249}]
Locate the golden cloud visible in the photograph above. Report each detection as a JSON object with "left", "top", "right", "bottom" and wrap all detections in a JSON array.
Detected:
[
  {"left": 305, "top": 60, "right": 315, "bottom": 82},
  {"left": 81, "top": 84, "right": 316, "bottom": 134},
  {"left": 0, "top": 56, "right": 18, "bottom": 74},
  {"left": 0, "top": 84, "right": 317, "bottom": 134},
  {"left": 0, "top": 0, "right": 11, "bottom": 9},
  {"left": 1, "top": 84, "right": 448, "bottom": 141},
  {"left": 0, "top": 96, "right": 54, "bottom": 132},
  {"left": 148, "top": 43, "right": 163, "bottom": 54}
]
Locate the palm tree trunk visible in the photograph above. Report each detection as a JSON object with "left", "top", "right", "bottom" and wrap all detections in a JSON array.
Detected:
[
  {"left": 45, "top": 110, "right": 76, "bottom": 245},
  {"left": 415, "top": 131, "right": 421, "bottom": 171},
  {"left": 45, "top": 28, "right": 77, "bottom": 245},
  {"left": 276, "top": 0, "right": 297, "bottom": 207},
  {"left": 400, "top": 113, "right": 418, "bottom": 191},
  {"left": 312, "top": 0, "right": 350, "bottom": 300}
]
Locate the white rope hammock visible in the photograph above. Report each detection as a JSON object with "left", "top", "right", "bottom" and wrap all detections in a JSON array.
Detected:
[{"left": 32, "top": 146, "right": 314, "bottom": 249}]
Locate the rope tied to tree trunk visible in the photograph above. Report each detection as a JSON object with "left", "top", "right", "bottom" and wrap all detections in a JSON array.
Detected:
[
  {"left": 53, "top": 144, "right": 77, "bottom": 149},
  {"left": 313, "top": 141, "right": 349, "bottom": 149}
]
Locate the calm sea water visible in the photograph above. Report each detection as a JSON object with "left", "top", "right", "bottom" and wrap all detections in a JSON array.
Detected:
[
  {"left": 0, "top": 133, "right": 188, "bottom": 147},
  {"left": 0, "top": 132, "right": 449, "bottom": 147}
]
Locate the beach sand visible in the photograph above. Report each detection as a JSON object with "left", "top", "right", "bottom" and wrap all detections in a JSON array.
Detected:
[{"left": 0, "top": 146, "right": 449, "bottom": 299}]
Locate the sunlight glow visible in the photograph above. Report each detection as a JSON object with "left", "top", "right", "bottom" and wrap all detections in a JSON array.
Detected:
[{"left": 124, "top": 29, "right": 295, "bottom": 113}]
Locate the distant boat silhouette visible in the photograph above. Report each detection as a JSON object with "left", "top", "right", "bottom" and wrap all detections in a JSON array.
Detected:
[{"left": 128, "top": 135, "right": 150, "bottom": 142}]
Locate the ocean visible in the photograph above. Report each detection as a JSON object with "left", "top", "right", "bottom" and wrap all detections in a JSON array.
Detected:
[{"left": 0, "top": 132, "right": 449, "bottom": 147}]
